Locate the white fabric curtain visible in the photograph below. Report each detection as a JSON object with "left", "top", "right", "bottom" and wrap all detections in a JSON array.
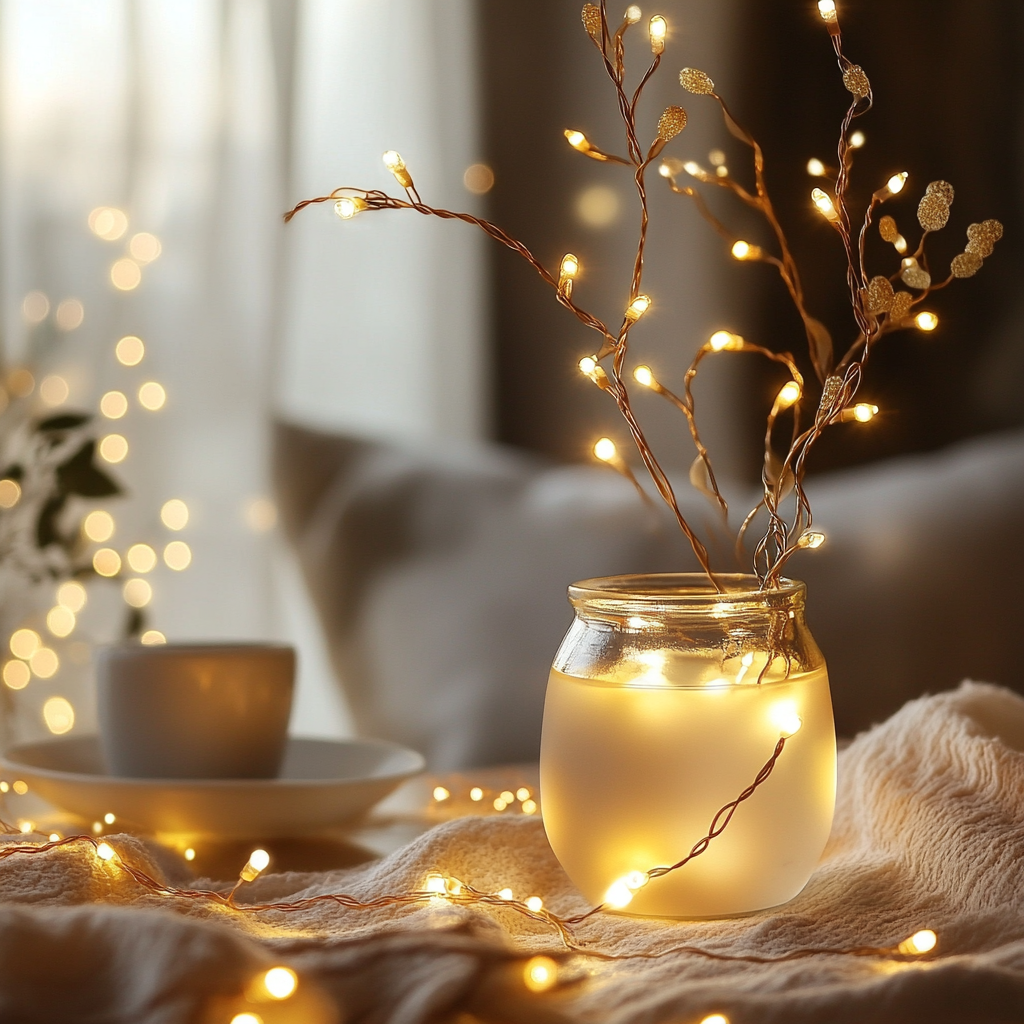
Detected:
[{"left": 0, "top": 0, "right": 483, "bottom": 743}]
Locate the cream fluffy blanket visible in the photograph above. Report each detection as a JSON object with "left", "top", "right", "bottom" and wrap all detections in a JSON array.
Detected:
[{"left": 2, "top": 681, "right": 1024, "bottom": 1023}]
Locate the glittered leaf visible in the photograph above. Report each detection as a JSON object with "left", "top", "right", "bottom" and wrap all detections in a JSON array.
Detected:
[
  {"left": 966, "top": 219, "right": 1004, "bottom": 258},
  {"left": 917, "top": 193, "right": 950, "bottom": 232},
  {"left": 879, "top": 215, "right": 899, "bottom": 243},
  {"left": 804, "top": 317, "right": 833, "bottom": 381},
  {"left": 950, "top": 252, "right": 983, "bottom": 278},
  {"left": 925, "top": 180, "right": 955, "bottom": 204},
  {"left": 842, "top": 65, "right": 871, "bottom": 98},
  {"left": 820, "top": 375, "right": 843, "bottom": 411},
  {"left": 679, "top": 68, "right": 715, "bottom": 95},
  {"left": 581, "top": 4, "right": 601, "bottom": 38},
  {"left": 901, "top": 260, "right": 932, "bottom": 290},
  {"left": 889, "top": 291, "right": 914, "bottom": 321},
  {"left": 657, "top": 106, "right": 688, "bottom": 141},
  {"left": 866, "top": 275, "right": 895, "bottom": 314}
]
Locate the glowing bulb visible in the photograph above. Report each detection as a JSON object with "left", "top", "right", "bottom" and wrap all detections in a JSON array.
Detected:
[
  {"left": 10, "top": 629, "right": 40, "bottom": 659},
  {"left": 160, "top": 499, "right": 189, "bottom": 531},
  {"left": 850, "top": 130, "right": 866, "bottom": 148},
  {"left": 700, "top": 1016, "right": 730, "bottom": 1024},
  {"left": 523, "top": 956, "right": 558, "bottom": 993},
  {"left": 184, "top": 848, "right": 196, "bottom": 861},
  {"left": 99, "top": 434, "right": 128, "bottom": 463},
  {"left": 798, "top": 531, "right": 826, "bottom": 550},
  {"left": 709, "top": 330, "right": 743, "bottom": 351},
  {"left": 129, "top": 232, "right": 161, "bottom": 263},
  {"left": 604, "top": 878, "right": 635, "bottom": 909},
  {"left": 775, "top": 708, "right": 803, "bottom": 738},
  {"left": 0, "top": 479, "right": 21, "bottom": 508},
  {"left": 806, "top": 158, "right": 826, "bottom": 177},
  {"left": 516, "top": 787, "right": 531, "bottom": 801},
  {"left": 594, "top": 437, "right": 617, "bottom": 462},
  {"left": 127, "top": 543, "right": 157, "bottom": 573},
  {"left": 625, "top": 5, "right": 642, "bottom": 24},
  {"left": 96, "top": 842, "right": 116, "bottom": 861},
  {"left": 811, "top": 188, "right": 839, "bottom": 222},
  {"left": 138, "top": 382, "right": 166, "bottom": 411},
  {"left": 526, "top": 895, "right": 543, "bottom": 912},
  {"left": 123, "top": 578, "right": 153, "bottom": 608},
  {"left": 886, "top": 172, "right": 908, "bottom": 195},
  {"left": 164, "top": 541, "right": 192, "bottom": 571},
  {"left": 470, "top": 787, "right": 483, "bottom": 801},
  {"left": 88, "top": 207, "right": 128, "bottom": 241},
  {"left": 43, "top": 696, "right": 74, "bottom": 734},
  {"left": 141, "top": 630, "right": 167, "bottom": 645},
  {"left": 40, "top": 375, "right": 69, "bottom": 406},
  {"left": 110, "top": 259, "right": 142, "bottom": 291},
  {"left": 57, "top": 581, "right": 87, "bottom": 613},
  {"left": 625, "top": 294, "right": 651, "bottom": 322},
  {"left": 7, "top": 368, "right": 33, "bottom": 397},
  {"left": 731, "top": 240, "right": 752, "bottom": 260},
  {"left": 817, "top": 0, "right": 837, "bottom": 20},
  {"left": 648, "top": 15, "right": 667, "bottom": 53},
  {"left": 898, "top": 929, "right": 937, "bottom": 955},
  {"left": 334, "top": 196, "right": 367, "bottom": 220},
  {"left": 83, "top": 510, "right": 115, "bottom": 543},
  {"left": 262, "top": 967, "right": 298, "bottom": 1000},
  {"left": 115, "top": 336, "right": 145, "bottom": 366},
  {"left": 683, "top": 161, "right": 703, "bottom": 177},
  {"left": 498, "top": 888, "right": 514, "bottom": 900},
  {"left": 46, "top": 606, "right": 75, "bottom": 638},
  {"left": 22, "top": 291, "right": 49, "bottom": 324},
  {"left": 894, "top": 234, "right": 908, "bottom": 254},
  {"left": 3, "top": 661, "right": 29, "bottom": 690},
  {"left": 914, "top": 311, "right": 939, "bottom": 332},
  {"left": 382, "top": 150, "right": 413, "bottom": 188},
  {"left": 560, "top": 253, "right": 580, "bottom": 279},
  {"left": 103, "top": 812, "right": 115, "bottom": 825},
  {"left": 522, "top": 798, "right": 538, "bottom": 814},
  {"left": 12, "top": 780, "right": 27, "bottom": 795},
  {"left": 100, "top": 391, "right": 128, "bottom": 419},
  {"left": 633, "top": 365, "right": 655, "bottom": 387},
  {"left": 493, "top": 797, "right": 507, "bottom": 811},
  {"left": 578, "top": 356, "right": 598, "bottom": 376},
  {"left": 93, "top": 548, "right": 121, "bottom": 577},
  {"left": 433, "top": 786, "right": 450, "bottom": 801},
  {"left": 240, "top": 848, "right": 270, "bottom": 882},
  {"left": 30, "top": 648, "right": 59, "bottom": 678},
  {"left": 49, "top": 834, "right": 61, "bottom": 843},
  {"left": 853, "top": 403, "right": 878, "bottom": 422},
  {"left": 564, "top": 129, "right": 590, "bottom": 153},
  {"left": 777, "top": 381, "right": 802, "bottom": 408},
  {"left": 230, "top": 1015, "right": 262, "bottom": 1024}
]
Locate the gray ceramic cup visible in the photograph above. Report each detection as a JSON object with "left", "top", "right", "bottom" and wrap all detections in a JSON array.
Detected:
[{"left": 96, "top": 643, "right": 296, "bottom": 779}]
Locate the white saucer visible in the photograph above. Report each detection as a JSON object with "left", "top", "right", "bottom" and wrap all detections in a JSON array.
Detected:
[{"left": 0, "top": 735, "right": 425, "bottom": 839}]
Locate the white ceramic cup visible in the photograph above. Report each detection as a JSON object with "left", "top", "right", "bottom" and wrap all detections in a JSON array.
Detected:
[{"left": 96, "top": 643, "right": 296, "bottom": 779}]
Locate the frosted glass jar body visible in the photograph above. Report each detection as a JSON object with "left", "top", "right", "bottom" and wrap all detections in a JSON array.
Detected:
[{"left": 540, "top": 574, "right": 836, "bottom": 918}]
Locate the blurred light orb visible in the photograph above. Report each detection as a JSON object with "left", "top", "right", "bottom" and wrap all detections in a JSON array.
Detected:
[
  {"left": 57, "top": 581, "right": 88, "bottom": 613},
  {"left": 99, "top": 434, "right": 128, "bottom": 463},
  {"left": 83, "top": 510, "right": 115, "bottom": 542},
  {"left": 123, "top": 578, "right": 153, "bottom": 608},
  {"left": 850, "top": 130, "right": 866, "bottom": 149},
  {"left": 43, "top": 697, "right": 74, "bottom": 735},
  {"left": 164, "top": 541, "right": 192, "bottom": 571},
  {"left": 88, "top": 207, "right": 128, "bottom": 241},
  {"left": 127, "top": 544, "right": 157, "bottom": 573},
  {"left": 100, "top": 391, "right": 128, "bottom": 419},
  {"left": 55, "top": 299, "right": 84, "bottom": 331},
  {"left": 111, "top": 259, "right": 142, "bottom": 291},
  {"left": 138, "top": 382, "right": 166, "bottom": 411},
  {"left": 806, "top": 158, "right": 826, "bottom": 177},
  {"left": 161, "top": 499, "right": 189, "bottom": 530},
  {"left": 463, "top": 163, "right": 495, "bottom": 194},
  {"left": 21, "top": 291, "right": 50, "bottom": 324},
  {"left": 46, "top": 606, "right": 76, "bottom": 638},
  {"left": 0, "top": 479, "right": 21, "bottom": 509},
  {"left": 129, "top": 232, "right": 161, "bottom": 263},
  {"left": 244, "top": 497, "right": 277, "bottom": 533},
  {"left": 93, "top": 548, "right": 122, "bottom": 577},
  {"left": 7, "top": 368, "right": 34, "bottom": 397},
  {"left": 576, "top": 185, "right": 621, "bottom": 228},
  {"left": 116, "top": 336, "right": 145, "bottom": 366},
  {"left": 141, "top": 630, "right": 166, "bottom": 645},
  {"left": 30, "top": 647, "right": 59, "bottom": 678},
  {"left": 262, "top": 967, "right": 298, "bottom": 1000},
  {"left": 3, "top": 660, "right": 29, "bottom": 690},
  {"left": 39, "top": 375, "right": 69, "bottom": 406},
  {"left": 9, "top": 629, "right": 40, "bottom": 659}
]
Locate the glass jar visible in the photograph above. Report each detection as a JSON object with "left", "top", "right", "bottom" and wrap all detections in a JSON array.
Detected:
[{"left": 540, "top": 573, "right": 836, "bottom": 918}]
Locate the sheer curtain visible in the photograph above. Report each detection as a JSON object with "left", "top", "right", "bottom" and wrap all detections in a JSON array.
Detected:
[{"left": 0, "top": 0, "right": 483, "bottom": 741}]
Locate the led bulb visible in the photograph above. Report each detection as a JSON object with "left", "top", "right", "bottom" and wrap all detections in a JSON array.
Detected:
[
  {"left": 594, "top": 438, "right": 617, "bottom": 462},
  {"left": 798, "top": 531, "right": 826, "bottom": 550},
  {"left": 886, "top": 171, "right": 908, "bottom": 195},
  {"left": 525, "top": 896, "right": 544, "bottom": 912},
  {"left": 709, "top": 330, "right": 743, "bottom": 352},
  {"left": 777, "top": 381, "right": 802, "bottom": 408},
  {"left": 850, "top": 130, "right": 866, "bottom": 149},
  {"left": 604, "top": 878, "right": 635, "bottom": 909},
  {"left": 811, "top": 188, "right": 839, "bottom": 222},
  {"left": 731, "top": 240, "right": 751, "bottom": 260},
  {"left": 423, "top": 873, "right": 447, "bottom": 894},
  {"left": 564, "top": 129, "right": 591, "bottom": 153},
  {"left": 625, "top": 294, "right": 651, "bottom": 322},
  {"left": 817, "top": 0, "right": 837, "bottom": 20},
  {"left": 914, "top": 311, "right": 939, "bottom": 332},
  {"left": 382, "top": 150, "right": 413, "bottom": 188},
  {"left": 578, "top": 356, "right": 598, "bottom": 376},
  {"left": 560, "top": 254, "right": 580, "bottom": 279},
  {"left": 262, "top": 967, "right": 298, "bottom": 1000},
  {"left": 648, "top": 15, "right": 667, "bottom": 53},
  {"left": 898, "top": 929, "right": 937, "bottom": 955},
  {"left": 853, "top": 403, "right": 878, "bottom": 422},
  {"left": 240, "top": 848, "right": 270, "bottom": 882},
  {"left": 335, "top": 196, "right": 368, "bottom": 220},
  {"left": 624, "top": 5, "right": 642, "bottom": 24},
  {"left": 96, "top": 843, "right": 116, "bottom": 862},
  {"left": 432, "top": 786, "right": 450, "bottom": 801},
  {"left": 806, "top": 158, "right": 826, "bottom": 177},
  {"left": 523, "top": 956, "right": 558, "bottom": 993},
  {"left": 633, "top": 365, "right": 655, "bottom": 387}
]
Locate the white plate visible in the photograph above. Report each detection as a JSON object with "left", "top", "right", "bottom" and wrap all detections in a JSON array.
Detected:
[{"left": 0, "top": 735, "right": 425, "bottom": 839}]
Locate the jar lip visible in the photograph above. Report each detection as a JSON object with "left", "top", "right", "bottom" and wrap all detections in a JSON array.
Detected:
[{"left": 568, "top": 573, "right": 804, "bottom": 606}]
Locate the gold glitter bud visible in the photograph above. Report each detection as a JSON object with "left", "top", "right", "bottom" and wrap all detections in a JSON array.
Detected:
[
  {"left": 582, "top": 4, "right": 602, "bottom": 38},
  {"left": 889, "top": 291, "right": 914, "bottom": 321},
  {"left": 878, "top": 215, "right": 899, "bottom": 243},
  {"left": 917, "top": 193, "right": 950, "bottom": 233},
  {"left": 657, "top": 106, "right": 688, "bottom": 141},
  {"left": 901, "top": 258, "right": 932, "bottom": 290},
  {"left": 950, "top": 252, "right": 983, "bottom": 279},
  {"left": 820, "top": 375, "right": 843, "bottom": 410},
  {"left": 842, "top": 65, "right": 871, "bottom": 99},
  {"left": 866, "top": 275, "right": 895, "bottom": 314},
  {"left": 965, "top": 219, "right": 1004, "bottom": 258},
  {"left": 679, "top": 68, "right": 715, "bottom": 95},
  {"left": 925, "top": 180, "right": 955, "bottom": 204}
]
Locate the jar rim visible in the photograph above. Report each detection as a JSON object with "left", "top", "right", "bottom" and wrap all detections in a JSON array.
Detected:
[{"left": 568, "top": 573, "right": 804, "bottom": 609}]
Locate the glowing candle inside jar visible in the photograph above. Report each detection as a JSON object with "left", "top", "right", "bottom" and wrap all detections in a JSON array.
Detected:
[{"left": 541, "top": 651, "right": 835, "bottom": 917}]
